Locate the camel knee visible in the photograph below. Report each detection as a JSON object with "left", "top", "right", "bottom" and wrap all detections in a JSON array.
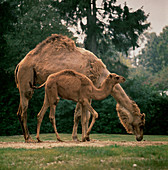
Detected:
[
  {"left": 49, "top": 115, "right": 55, "bottom": 123},
  {"left": 37, "top": 114, "right": 43, "bottom": 122},
  {"left": 74, "top": 113, "right": 81, "bottom": 123},
  {"left": 17, "top": 105, "right": 22, "bottom": 116},
  {"left": 54, "top": 97, "right": 60, "bottom": 105},
  {"left": 25, "top": 90, "right": 34, "bottom": 100},
  {"left": 18, "top": 105, "right": 28, "bottom": 121}
]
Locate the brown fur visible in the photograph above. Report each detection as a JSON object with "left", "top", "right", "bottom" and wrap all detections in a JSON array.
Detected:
[
  {"left": 33, "top": 34, "right": 75, "bottom": 55},
  {"left": 30, "top": 69, "right": 125, "bottom": 142},
  {"left": 87, "top": 59, "right": 106, "bottom": 84},
  {"left": 116, "top": 104, "right": 134, "bottom": 134}
]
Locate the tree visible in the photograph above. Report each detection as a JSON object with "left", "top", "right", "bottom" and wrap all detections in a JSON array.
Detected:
[
  {"left": 130, "top": 26, "right": 168, "bottom": 90},
  {"left": 53, "top": 0, "right": 150, "bottom": 55},
  {"left": 136, "top": 26, "right": 168, "bottom": 73},
  {"left": 3, "top": 0, "right": 73, "bottom": 73},
  {"left": 0, "top": 1, "right": 17, "bottom": 70}
]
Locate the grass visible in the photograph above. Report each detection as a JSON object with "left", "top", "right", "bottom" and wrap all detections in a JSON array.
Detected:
[
  {"left": 0, "top": 133, "right": 168, "bottom": 142},
  {"left": 0, "top": 134, "right": 168, "bottom": 170}
]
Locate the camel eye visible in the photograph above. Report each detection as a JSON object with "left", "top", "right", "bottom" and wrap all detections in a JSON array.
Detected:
[{"left": 115, "top": 76, "right": 119, "bottom": 80}]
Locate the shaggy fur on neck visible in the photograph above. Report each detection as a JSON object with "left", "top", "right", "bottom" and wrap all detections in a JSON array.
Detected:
[{"left": 87, "top": 59, "right": 106, "bottom": 84}]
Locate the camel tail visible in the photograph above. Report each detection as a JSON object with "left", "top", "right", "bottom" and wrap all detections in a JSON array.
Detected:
[
  {"left": 14, "top": 64, "right": 19, "bottom": 88},
  {"left": 29, "top": 82, "right": 46, "bottom": 89}
]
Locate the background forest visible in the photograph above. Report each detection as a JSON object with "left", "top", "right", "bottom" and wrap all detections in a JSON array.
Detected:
[{"left": 0, "top": 0, "right": 168, "bottom": 136}]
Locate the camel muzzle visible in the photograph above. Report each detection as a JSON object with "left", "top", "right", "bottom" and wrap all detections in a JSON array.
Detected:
[{"left": 136, "top": 135, "right": 143, "bottom": 141}]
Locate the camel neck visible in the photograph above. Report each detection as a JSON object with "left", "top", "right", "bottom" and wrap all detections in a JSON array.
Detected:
[
  {"left": 111, "top": 84, "right": 133, "bottom": 113},
  {"left": 91, "top": 79, "right": 112, "bottom": 100}
]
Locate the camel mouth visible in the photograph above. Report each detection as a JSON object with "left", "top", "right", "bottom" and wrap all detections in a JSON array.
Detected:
[
  {"left": 121, "top": 77, "right": 126, "bottom": 82},
  {"left": 136, "top": 136, "right": 143, "bottom": 141}
]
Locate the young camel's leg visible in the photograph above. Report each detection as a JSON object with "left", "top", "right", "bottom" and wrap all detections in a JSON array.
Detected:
[
  {"left": 83, "top": 99, "right": 98, "bottom": 140},
  {"left": 36, "top": 93, "right": 49, "bottom": 142},
  {"left": 72, "top": 101, "right": 91, "bottom": 141},
  {"left": 47, "top": 85, "right": 62, "bottom": 142},
  {"left": 49, "top": 104, "right": 62, "bottom": 142},
  {"left": 81, "top": 104, "right": 87, "bottom": 142},
  {"left": 72, "top": 102, "right": 81, "bottom": 141}
]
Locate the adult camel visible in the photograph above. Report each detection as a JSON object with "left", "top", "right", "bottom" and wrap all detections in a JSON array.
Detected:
[{"left": 15, "top": 34, "right": 145, "bottom": 142}]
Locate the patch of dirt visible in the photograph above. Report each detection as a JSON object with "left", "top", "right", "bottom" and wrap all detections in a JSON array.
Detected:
[{"left": 0, "top": 140, "right": 168, "bottom": 149}]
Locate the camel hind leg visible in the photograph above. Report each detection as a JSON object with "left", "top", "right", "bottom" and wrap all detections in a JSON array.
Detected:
[
  {"left": 72, "top": 103, "right": 81, "bottom": 141},
  {"left": 17, "top": 103, "right": 30, "bottom": 141},
  {"left": 49, "top": 105, "right": 62, "bottom": 142},
  {"left": 16, "top": 65, "right": 35, "bottom": 142},
  {"left": 83, "top": 99, "right": 98, "bottom": 140},
  {"left": 72, "top": 101, "right": 91, "bottom": 142},
  {"left": 17, "top": 87, "right": 34, "bottom": 142},
  {"left": 36, "top": 93, "right": 49, "bottom": 142},
  {"left": 47, "top": 84, "right": 62, "bottom": 141}
]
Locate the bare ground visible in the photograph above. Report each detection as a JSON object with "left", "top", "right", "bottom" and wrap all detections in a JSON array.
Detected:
[{"left": 0, "top": 140, "right": 168, "bottom": 149}]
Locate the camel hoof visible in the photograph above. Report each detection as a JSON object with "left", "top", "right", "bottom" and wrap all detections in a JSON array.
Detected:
[
  {"left": 72, "top": 136, "right": 80, "bottom": 142},
  {"left": 37, "top": 139, "right": 43, "bottom": 143},
  {"left": 82, "top": 138, "right": 87, "bottom": 142},
  {"left": 57, "top": 138, "right": 64, "bottom": 142},
  {"left": 85, "top": 136, "right": 90, "bottom": 141},
  {"left": 36, "top": 137, "right": 43, "bottom": 143}
]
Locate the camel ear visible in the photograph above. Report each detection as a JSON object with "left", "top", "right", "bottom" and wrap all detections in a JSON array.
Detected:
[
  {"left": 109, "top": 74, "right": 113, "bottom": 78},
  {"left": 141, "top": 113, "right": 145, "bottom": 120}
]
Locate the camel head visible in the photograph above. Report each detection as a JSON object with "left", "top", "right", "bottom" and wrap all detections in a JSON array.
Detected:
[
  {"left": 116, "top": 103, "right": 145, "bottom": 141},
  {"left": 131, "top": 112, "right": 145, "bottom": 141},
  {"left": 108, "top": 73, "right": 126, "bottom": 85}
]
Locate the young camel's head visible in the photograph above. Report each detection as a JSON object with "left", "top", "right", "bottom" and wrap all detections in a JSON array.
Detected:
[{"left": 106, "top": 73, "right": 126, "bottom": 87}]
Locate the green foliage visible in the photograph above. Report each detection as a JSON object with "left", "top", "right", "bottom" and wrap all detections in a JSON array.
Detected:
[
  {"left": 122, "top": 77, "right": 168, "bottom": 135},
  {"left": 98, "top": 38, "right": 129, "bottom": 77},
  {"left": 91, "top": 98, "right": 124, "bottom": 134},
  {"left": 136, "top": 26, "right": 168, "bottom": 73}
]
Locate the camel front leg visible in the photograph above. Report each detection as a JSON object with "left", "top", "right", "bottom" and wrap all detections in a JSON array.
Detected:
[
  {"left": 72, "top": 103, "right": 81, "bottom": 141},
  {"left": 83, "top": 99, "right": 98, "bottom": 139},
  {"left": 72, "top": 101, "right": 91, "bottom": 142},
  {"left": 81, "top": 104, "right": 87, "bottom": 142},
  {"left": 49, "top": 105, "right": 62, "bottom": 142}
]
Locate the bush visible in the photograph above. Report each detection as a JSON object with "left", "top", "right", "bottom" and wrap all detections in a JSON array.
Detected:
[{"left": 0, "top": 72, "right": 167, "bottom": 136}]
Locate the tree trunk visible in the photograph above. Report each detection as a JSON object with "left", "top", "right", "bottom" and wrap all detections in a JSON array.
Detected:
[{"left": 85, "top": 0, "right": 97, "bottom": 55}]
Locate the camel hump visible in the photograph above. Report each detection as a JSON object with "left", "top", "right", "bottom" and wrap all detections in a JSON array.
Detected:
[{"left": 33, "top": 34, "right": 76, "bottom": 55}]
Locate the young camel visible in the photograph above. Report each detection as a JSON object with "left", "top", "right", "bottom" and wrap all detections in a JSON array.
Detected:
[{"left": 30, "top": 69, "right": 125, "bottom": 142}]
